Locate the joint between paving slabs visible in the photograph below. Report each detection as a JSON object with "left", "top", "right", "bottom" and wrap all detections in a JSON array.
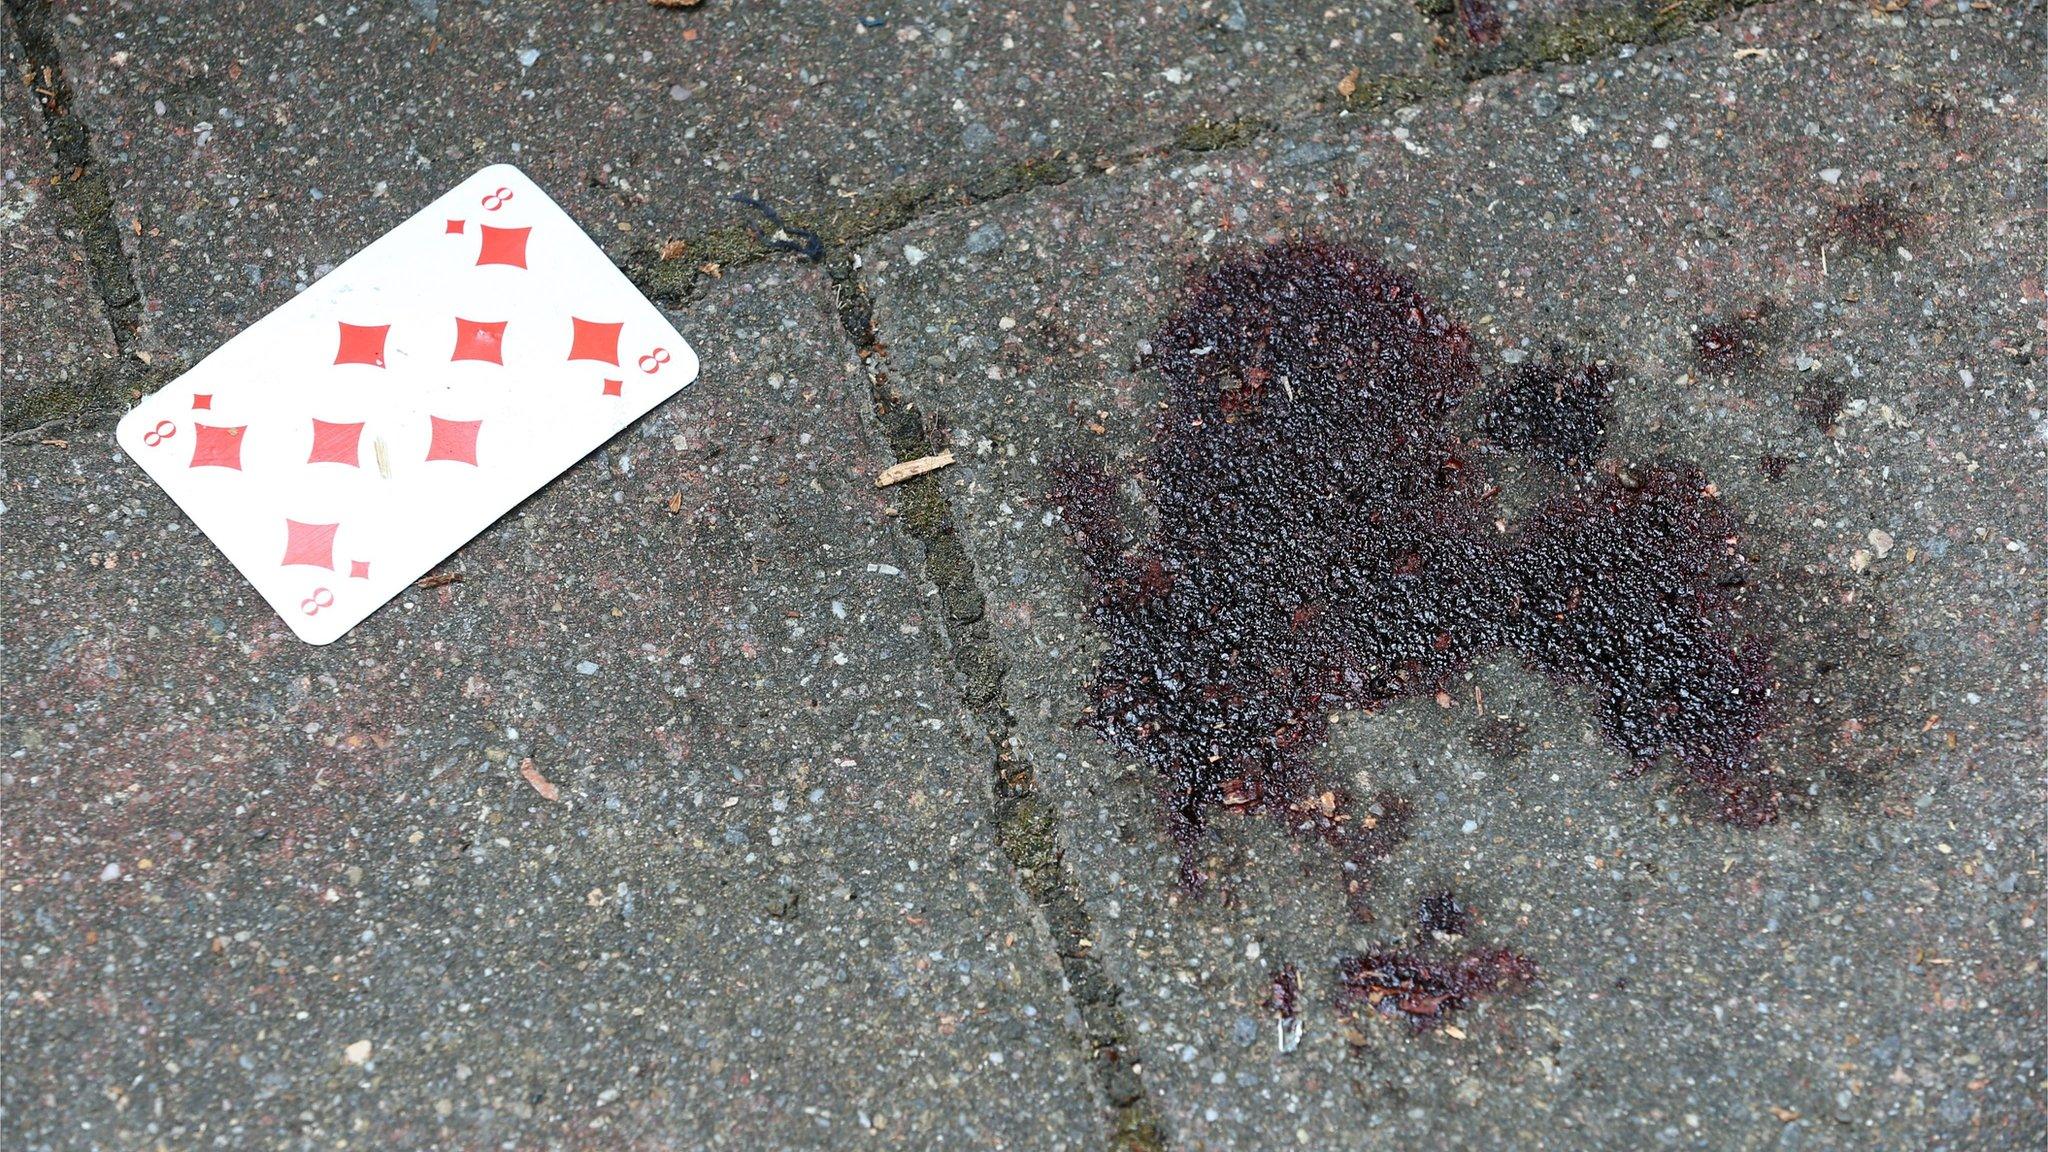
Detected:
[
  {"left": 824, "top": 256, "right": 1169, "bottom": 1152},
  {"left": 629, "top": 0, "right": 1764, "bottom": 306},
  {"left": 4, "top": 0, "right": 150, "bottom": 436}
]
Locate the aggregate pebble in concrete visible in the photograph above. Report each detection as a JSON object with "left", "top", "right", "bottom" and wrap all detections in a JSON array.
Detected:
[
  {"left": 859, "top": 5, "right": 2045, "bottom": 1148},
  {"left": 1, "top": 265, "right": 1103, "bottom": 1150},
  {"left": 49, "top": 0, "right": 1425, "bottom": 364},
  {"left": 2, "top": 33, "right": 118, "bottom": 423}
]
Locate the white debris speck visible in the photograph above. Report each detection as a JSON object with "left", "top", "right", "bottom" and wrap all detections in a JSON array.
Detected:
[
  {"left": 1819, "top": 168, "right": 1842, "bottom": 184},
  {"left": 344, "top": 1040, "right": 373, "bottom": 1065},
  {"left": 98, "top": 862, "right": 122, "bottom": 882},
  {"left": 516, "top": 48, "right": 540, "bottom": 69},
  {"left": 902, "top": 244, "right": 928, "bottom": 265},
  {"left": 1651, "top": 133, "right": 1670, "bottom": 149},
  {"left": 1162, "top": 67, "right": 1187, "bottom": 85},
  {"left": 575, "top": 660, "right": 600, "bottom": 676},
  {"left": 1461, "top": 820, "right": 1479, "bottom": 834}
]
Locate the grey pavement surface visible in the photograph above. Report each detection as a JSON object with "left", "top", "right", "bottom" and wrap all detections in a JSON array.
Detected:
[
  {"left": 47, "top": 0, "right": 1425, "bottom": 371},
  {"left": 2, "top": 28, "right": 116, "bottom": 425},
  {"left": 4, "top": 264, "right": 1101, "bottom": 1150},
  {"left": 5, "top": 1, "right": 2046, "bottom": 1150},
  {"left": 860, "top": 4, "right": 2046, "bottom": 1149}
]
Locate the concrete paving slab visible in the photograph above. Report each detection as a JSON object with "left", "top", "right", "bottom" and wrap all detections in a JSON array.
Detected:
[
  {"left": 1, "top": 264, "right": 1104, "bottom": 1150},
  {"left": 2, "top": 32, "right": 118, "bottom": 428},
  {"left": 859, "top": 4, "right": 2045, "bottom": 1148},
  {"left": 48, "top": 0, "right": 1427, "bottom": 367}
]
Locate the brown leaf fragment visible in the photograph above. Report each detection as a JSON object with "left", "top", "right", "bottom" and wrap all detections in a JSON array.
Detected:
[
  {"left": 518, "top": 758, "right": 561, "bottom": 802},
  {"left": 415, "top": 570, "right": 463, "bottom": 589}
]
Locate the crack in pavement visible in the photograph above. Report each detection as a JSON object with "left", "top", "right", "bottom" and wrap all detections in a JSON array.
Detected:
[
  {"left": 0, "top": 0, "right": 1778, "bottom": 1141},
  {"left": 5, "top": 0, "right": 145, "bottom": 431},
  {"left": 622, "top": 0, "right": 1775, "bottom": 306},
  {"left": 3, "top": 0, "right": 1766, "bottom": 443},
  {"left": 826, "top": 254, "right": 1169, "bottom": 1152}
]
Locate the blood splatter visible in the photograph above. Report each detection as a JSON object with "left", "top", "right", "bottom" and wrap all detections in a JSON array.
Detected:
[
  {"left": 1335, "top": 945, "right": 1536, "bottom": 1031},
  {"left": 1415, "top": 890, "right": 1468, "bottom": 939},
  {"left": 1339, "top": 890, "right": 1534, "bottom": 1032},
  {"left": 1455, "top": 0, "right": 1504, "bottom": 44},
  {"left": 1477, "top": 355, "right": 1613, "bottom": 468},
  {"left": 1512, "top": 462, "right": 1777, "bottom": 823},
  {"left": 1824, "top": 193, "right": 1916, "bottom": 251},
  {"left": 1265, "top": 963, "right": 1302, "bottom": 1020},
  {"left": 1693, "top": 302, "right": 1775, "bottom": 375},
  {"left": 1056, "top": 240, "right": 1791, "bottom": 906},
  {"left": 1793, "top": 376, "right": 1846, "bottom": 433}
]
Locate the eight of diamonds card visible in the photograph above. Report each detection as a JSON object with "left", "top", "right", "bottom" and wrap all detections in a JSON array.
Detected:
[{"left": 116, "top": 164, "right": 698, "bottom": 645}]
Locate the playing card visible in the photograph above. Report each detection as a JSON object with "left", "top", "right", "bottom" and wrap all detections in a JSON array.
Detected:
[{"left": 117, "top": 163, "right": 698, "bottom": 644}]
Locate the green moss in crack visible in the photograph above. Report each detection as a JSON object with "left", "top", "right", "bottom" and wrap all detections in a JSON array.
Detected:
[{"left": 1177, "top": 118, "right": 1260, "bottom": 153}]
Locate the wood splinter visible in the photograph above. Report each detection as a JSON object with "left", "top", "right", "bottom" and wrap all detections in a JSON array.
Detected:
[{"left": 875, "top": 450, "right": 956, "bottom": 488}]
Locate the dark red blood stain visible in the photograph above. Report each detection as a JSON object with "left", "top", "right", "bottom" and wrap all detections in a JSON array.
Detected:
[
  {"left": 1693, "top": 304, "right": 1774, "bottom": 374},
  {"left": 1265, "top": 962, "right": 1302, "bottom": 1023},
  {"left": 1793, "top": 376, "right": 1846, "bottom": 433},
  {"left": 1513, "top": 463, "right": 1777, "bottom": 822},
  {"left": 1824, "top": 194, "right": 1916, "bottom": 251},
  {"left": 1335, "top": 946, "right": 1536, "bottom": 1031},
  {"left": 1057, "top": 240, "right": 1783, "bottom": 906},
  {"left": 1456, "top": 0, "right": 1504, "bottom": 44},
  {"left": 1415, "top": 890, "right": 1468, "bottom": 938},
  {"left": 1478, "top": 355, "right": 1613, "bottom": 467}
]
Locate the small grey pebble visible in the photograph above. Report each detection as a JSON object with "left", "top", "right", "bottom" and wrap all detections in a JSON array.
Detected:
[
  {"left": 1232, "top": 1016, "right": 1258, "bottom": 1047},
  {"left": 1277, "top": 140, "right": 1341, "bottom": 168},
  {"left": 966, "top": 223, "right": 1006, "bottom": 254}
]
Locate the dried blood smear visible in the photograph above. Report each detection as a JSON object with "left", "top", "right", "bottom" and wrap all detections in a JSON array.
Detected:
[
  {"left": 1336, "top": 946, "right": 1536, "bottom": 1031},
  {"left": 1057, "top": 241, "right": 1782, "bottom": 902}
]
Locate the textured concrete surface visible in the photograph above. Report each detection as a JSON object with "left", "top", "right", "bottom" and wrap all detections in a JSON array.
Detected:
[
  {"left": 2, "top": 30, "right": 117, "bottom": 423},
  {"left": 5, "top": 0, "right": 2045, "bottom": 1149},
  {"left": 860, "top": 5, "right": 2045, "bottom": 1148},
  {"left": 48, "top": 0, "right": 1425, "bottom": 366},
  {"left": 2, "top": 265, "right": 1102, "bottom": 1150}
]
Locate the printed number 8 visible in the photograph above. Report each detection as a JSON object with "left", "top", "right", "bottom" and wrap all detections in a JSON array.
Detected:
[
  {"left": 301, "top": 587, "right": 335, "bottom": 616},
  {"left": 638, "top": 347, "right": 671, "bottom": 374},
  {"left": 142, "top": 419, "right": 177, "bottom": 447},
  {"left": 481, "top": 187, "right": 515, "bottom": 211}
]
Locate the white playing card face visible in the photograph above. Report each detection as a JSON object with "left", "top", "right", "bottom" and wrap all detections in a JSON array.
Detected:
[{"left": 117, "top": 163, "right": 698, "bottom": 644}]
